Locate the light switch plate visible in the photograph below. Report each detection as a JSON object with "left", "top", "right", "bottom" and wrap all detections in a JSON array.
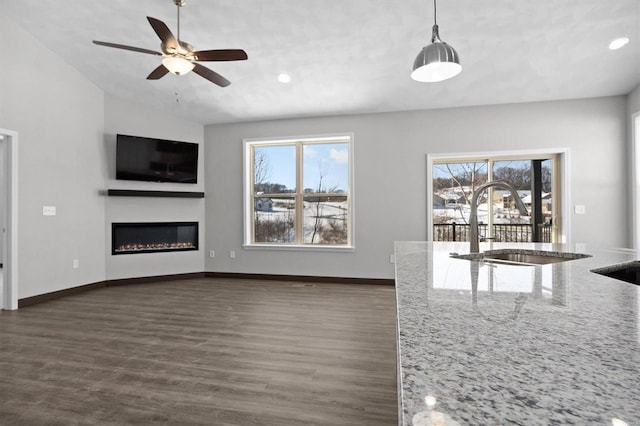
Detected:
[{"left": 43, "top": 206, "right": 56, "bottom": 216}]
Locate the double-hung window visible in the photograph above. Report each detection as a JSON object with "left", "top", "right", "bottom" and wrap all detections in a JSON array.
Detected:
[{"left": 244, "top": 134, "right": 354, "bottom": 249}]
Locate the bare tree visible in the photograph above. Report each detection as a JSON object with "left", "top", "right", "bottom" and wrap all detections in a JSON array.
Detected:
[
  {"left": 254, "top": 150, "right": 270, "bottom": 189},
  {"left": 309, "top": 174, "right": 323, "bottom": 243},
  {"left": 443, "top": 162, "right": 487, "bottom": 205},
  {"left": 308, "top": 161, "right": 345, "bottom": 244},
  {"left": 433, "top": 162, "right": 487, "bottom": 225}
]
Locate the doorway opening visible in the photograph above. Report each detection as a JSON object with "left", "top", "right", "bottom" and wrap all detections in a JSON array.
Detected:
[{"left": 0, "top": 129, "right": 19, "bottom": 310}]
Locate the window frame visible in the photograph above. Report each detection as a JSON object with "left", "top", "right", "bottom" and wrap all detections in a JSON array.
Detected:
[
  {"left": 243, "top": 133, "right": 355, "bottom": 251},
  {"left": 427, "top": 148, "right": 570, "bottom": 244}
]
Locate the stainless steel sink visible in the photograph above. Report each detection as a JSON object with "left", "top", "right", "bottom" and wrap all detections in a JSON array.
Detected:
[
  {"left": 591, "top": 261, "right": 640, "bottom": 285},
  {"left": 451, "top": 249, "right": 592, "bottom": 266}
]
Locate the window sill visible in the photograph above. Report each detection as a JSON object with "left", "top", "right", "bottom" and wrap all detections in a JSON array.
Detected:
[{"left": 243, "top": 244, "right": 355, "bottom": 253}]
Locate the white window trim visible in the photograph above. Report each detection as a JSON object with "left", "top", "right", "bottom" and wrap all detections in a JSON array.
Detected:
[
  {"left": 426, "top": 148, "right": 571, "bottom": 244},
  {"left": 243, "top": 133, "right": 355, "bottom": 251}
]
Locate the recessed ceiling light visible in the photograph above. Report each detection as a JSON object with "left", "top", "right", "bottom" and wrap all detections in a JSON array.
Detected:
[
  {"left": 278, "top": 73, "right": 291, "bottom": 83},
  {"left": 608, "top": 37, "right": 629, "bottom": 50}
]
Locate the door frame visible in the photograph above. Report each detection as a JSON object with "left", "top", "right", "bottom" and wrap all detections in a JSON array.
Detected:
[
  {"left": 426, "top": 148, "right": 571, "bottom": 244},
  {"left": 0, "top": 128, "right": 19, "bottom": 310}
]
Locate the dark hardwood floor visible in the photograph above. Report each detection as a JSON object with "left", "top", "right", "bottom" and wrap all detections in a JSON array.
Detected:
[{"left": 0, "top": 278, "right": 398, "bottom": 425}]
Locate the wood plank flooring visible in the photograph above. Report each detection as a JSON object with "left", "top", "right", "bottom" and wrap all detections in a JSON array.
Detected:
[{"left": 0, "top": 278, "right": 398, "bottom": 425}]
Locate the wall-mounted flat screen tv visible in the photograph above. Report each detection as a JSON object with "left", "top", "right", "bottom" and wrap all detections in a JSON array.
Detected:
[{"left": 116, "top": 134, "right": 198, "bottom": 183}]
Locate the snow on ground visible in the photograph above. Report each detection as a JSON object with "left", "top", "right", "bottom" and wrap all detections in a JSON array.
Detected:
[
  {"left": 434, "top": 203, "right": 530, "bottom": 224},
  {"left": 255, "top": 199, "right": 348, "bottom": 243}
]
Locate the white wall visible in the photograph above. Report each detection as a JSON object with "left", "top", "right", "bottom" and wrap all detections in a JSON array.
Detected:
[
  {"left": 0, "top": 17, "right": 107, "bottom": 299},
  {"left": 104, "top": 95, "right": 206, "bottom": 280},
  {"left": 205, "top": 96, "right": 628, "bottom": 279},
  {"left": 628, "top": 84, "right": 640, "bottom": 248},
  {"left": 628, "top": 85, "right": 640, "bottom": 114},
  {"left": 0, "top": 17, "right": 206, "bottom": 298}
]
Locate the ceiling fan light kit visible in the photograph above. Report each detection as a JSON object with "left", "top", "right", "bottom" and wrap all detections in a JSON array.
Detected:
[
  {"left": 412, "top": 0, "right": 461, "bottom": 83},
  {"left": 92, "top": 0, "right": 247, "bottom": 86},
  {"left": 162, "top": 56, "right": 195, "bottom": 75}
]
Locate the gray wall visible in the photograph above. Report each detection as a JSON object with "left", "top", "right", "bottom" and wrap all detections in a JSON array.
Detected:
[
  {"left": 205, "top": 96, "right": 628, "bottom": 279},
  {"left": 0, "top": 17, "right": 107, "bottom": 299},
  {"left": 628, "top": 84, "right": 640, "bottom": 248},
  {"left": 0, "top": 15, "right": 634, "bottom": 294},
  {"left": 0, "top": 17, "right": 207, "bottom": 298},
  {"left": 104, "top": 95, "right": 205, "bottom": 280}
]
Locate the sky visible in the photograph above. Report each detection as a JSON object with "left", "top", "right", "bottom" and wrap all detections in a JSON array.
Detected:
[
  {"left": 432, "top": 159, "right": 544, "bottom": 179},
  {"left": 255, "top": 143, "right": 349, "bottom": 192}
]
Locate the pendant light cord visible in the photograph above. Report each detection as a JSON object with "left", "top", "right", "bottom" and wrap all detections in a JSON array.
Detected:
[{"left": 433, "top": 0, "right": 437, "bottom": 26}]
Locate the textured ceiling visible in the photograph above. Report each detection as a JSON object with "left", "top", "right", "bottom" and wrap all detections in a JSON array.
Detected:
[{"left": 4, "top": 0, "right": 639, "bottom": 125}]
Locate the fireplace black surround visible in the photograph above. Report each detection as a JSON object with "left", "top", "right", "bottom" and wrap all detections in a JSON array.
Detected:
[{"left": 112, "top": 222, "right": 198, "bottom": 255}]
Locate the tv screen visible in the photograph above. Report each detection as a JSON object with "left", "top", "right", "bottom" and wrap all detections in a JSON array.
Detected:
[{"left": 116, "top": 134, "right": 198, "bottom": 183}]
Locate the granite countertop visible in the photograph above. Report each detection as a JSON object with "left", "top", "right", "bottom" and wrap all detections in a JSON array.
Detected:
[{"left": 394, "top": 241, "right": 640, "bottom": 426}]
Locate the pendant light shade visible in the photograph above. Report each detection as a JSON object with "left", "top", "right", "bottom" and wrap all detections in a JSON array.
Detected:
[{"left": 412, "top": 0, "right": 461, "bottom": 82}]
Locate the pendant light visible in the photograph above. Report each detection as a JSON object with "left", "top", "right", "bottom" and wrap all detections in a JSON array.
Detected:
[{"left": 411, "top": 0, "right": 461, "bottom": 83}]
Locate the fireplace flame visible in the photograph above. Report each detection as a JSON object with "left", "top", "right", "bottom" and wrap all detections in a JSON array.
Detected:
[{"left": 116, "top": 241, "right": 195, "bottom": 252}]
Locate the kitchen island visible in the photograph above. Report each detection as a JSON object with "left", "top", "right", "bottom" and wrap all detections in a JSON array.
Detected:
[{"left": 394, "top": 241, "right": 639, "bottom": 425}]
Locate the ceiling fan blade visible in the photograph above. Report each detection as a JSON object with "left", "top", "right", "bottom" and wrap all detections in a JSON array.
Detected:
[
  {"left": 146, "top": 65, "right": 170, "bottom": 80},
  {"left": 192, "top": 63, "right": 231, "bottom": 87},
  {"left": 93, "top": 40, "right": 162, "bottom": 56},
  {"left": 192, "top": 49, "right": 248, "bottom": 62},
  {"left": 147, "top": 17, "right": 178, "bottom": 51}
]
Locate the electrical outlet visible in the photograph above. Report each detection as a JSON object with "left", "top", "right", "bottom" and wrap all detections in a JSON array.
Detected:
[
  {"left": 209, "top": 250, "right": 215, "bottom": 258},
  {"left": 43, "top": 206, "right": 56, "bottom": 216},
  {"left": 574, "top": 204, "right": 586, "bottom": 215},
  {"left": 72, "top": 259, "right": 79, "bottom": 269},
  {"left": 575, "top": 243, "right": 587, "bottom": 253},
  {"left": 229, "top": 250, "right": 236, "bottom": 259}
]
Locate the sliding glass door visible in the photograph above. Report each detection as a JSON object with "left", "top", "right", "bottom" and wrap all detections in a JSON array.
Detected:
[{"left": 431, "top": 154, "right": 561, "bottom": 243}]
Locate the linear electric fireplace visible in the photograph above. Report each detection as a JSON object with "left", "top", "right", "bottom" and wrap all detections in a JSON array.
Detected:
[{"left": 112, "top": 222, "right": 198, "bottom": 255}]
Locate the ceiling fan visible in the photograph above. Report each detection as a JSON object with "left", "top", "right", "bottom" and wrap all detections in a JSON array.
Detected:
[{"left": 92, "top": 0, "right": 247, "bottom": 87}]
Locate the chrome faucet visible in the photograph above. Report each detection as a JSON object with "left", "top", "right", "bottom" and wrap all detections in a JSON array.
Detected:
[{"left": 469, "top": 182, "right": 529, "bottom": 253}]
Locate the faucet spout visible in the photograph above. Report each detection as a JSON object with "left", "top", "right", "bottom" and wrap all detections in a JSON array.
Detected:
[{"left": 469, "top": 181, "right": 529, "bottom": 253}]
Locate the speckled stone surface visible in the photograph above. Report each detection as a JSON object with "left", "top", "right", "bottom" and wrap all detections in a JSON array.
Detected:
[{"left": 394, "top": 241, "right": 640, "bottom": 426}]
